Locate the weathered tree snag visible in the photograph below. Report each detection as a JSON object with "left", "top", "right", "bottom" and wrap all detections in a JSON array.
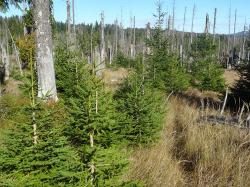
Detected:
[
  {"left": 132, "top": 16, "right": 136, "bottom": 58},
  {"left": 22, "top": 1, "right": 27, "bottom": 35},
  {"left": 96, "top": 11, "right": 105, "bottom": 76},
  {"left": 72, "top": 0, "right": 75, "bottom": 34},
  {"left": 213, "top": 8, "right": 217, "bottom": 44},
  {"left": 146, "top": 22, "right": 151, "bottom": 55},
  {"left": 220, "top": 88, "right": 229, "bottom": 115},
  {"left": 33, "top": 0, "right": 58, "bottom": 101},
  {"left": 204, "top": 13, "right": 209, "bottom": 34},
  {"left": 181, "top": 7, "right": 186, "bottom": 65},
  {"left": 190, "top": 4, "right": 195, "bottom": 46},
  {"left": 7, "top": 26, "right": 23, "bottom": 75},
  {"left": 66, "top": 0, "right": 71, "bottom": 45},
  {"left": 114, "top": 19, "right": 118, "bottom": 57},
  {"left": 4, "top": 26, "right": 10, "bottom": 82},
  {"left": 233, "top": 9, "right": 237, "bottom": 49}
]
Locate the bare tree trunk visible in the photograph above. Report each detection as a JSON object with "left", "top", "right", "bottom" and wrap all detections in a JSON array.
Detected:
[
  {"left": 221, "top": 88, "right": 229, "bottom": 115},
  {"left": 171, "top": 0, "right": 175, "bottom": 51},
  {"left": 66, "top": 0, "right": 71, "bottom": 45},
  {"left": 129, "top": 15, "right": 133, "bottom": 58},
  {"left": 204, "top": 13, "right": 209, "bottom": 34},
  {"left": 120, "top": 8, "right": 125, "bottom": 54},
  {"left": 213, "top": 8, "right": 217, "bottom": 44},
  {"left": 133, "top": 16, "right": 136, "bottom": 58},
  {"left": 7, "top": 26, "right": 23, "bottom": 75},
  {"left": 4, "top": 25, "right": 10, "bottom": 81},
  {"left": 115, "top": 19, "right": 118, "bottom": 57},
  {"left": 90, "top": 24, "right": 93, "bottom": 64},
  {"left": 23, "top": 1, "right": 27, "bottom": 35},
  {"left": 233, "top": 9, "right": 237, "bottom": 49},
  {"left": 190, "top": 4, "right": 195, "bottom": 45},
  {"left": 181, "top": 7, "right": 186, "bottom": 65},
  {"left": 33, "top": 0, "right": 58, "bottom": 101},
  {"left": 97, "top": 11, "right": 105, "bottom": 76},
  {"left": 168, "top": 15, "right": 171, "bottom": 37},
  {"left": 72, "top": 0, "right": 75, "bottom": 34},
  {"left": 242, "top": 22, "right": 247, "bottom": 61},
  {"left": 146, "top": 22, "right": 151, "bottom": 55}
]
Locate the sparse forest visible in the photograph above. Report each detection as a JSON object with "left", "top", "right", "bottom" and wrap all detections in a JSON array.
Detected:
[{"left": 0, "top": 0, "right": 250, "bottom": 186}]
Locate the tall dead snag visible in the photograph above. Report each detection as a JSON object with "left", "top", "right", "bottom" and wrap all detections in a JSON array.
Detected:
[
  {"left": 33, "top": 0, "right": 58, "bottom": 101},
  {"left": 133, "top": 16, "right": 136, "bottom": 58},
  {"left": 146, "top": 22, "right": 151, "bottom": 55},
  {"left": 227, "top": 0, "right": 232, "bottom": 68},
  {"left": 22, "top": 1, "right": 27, "bottom": 35},
  {"left": 181, "top": 7, "right": 186, "bottom": 65},
  {"left": 4, "top": 24, "right": 10, "bottom": 82},
  {"left": 119, "top": 8, "right": 125, "bottom": 54},
  {"left": 66, "top": 0, "right": 71, "bottom": 45},
  {"left": 114, "top": 19, "right": 118, "bottom": 57},
  {"left": 213, "top": 8, "right": 217, "bottom": 44},
  {"left": 129, "top": 15, "right": 133, "bottom": 58},
  {"left": 233, "top": 9, "right": 237, "bottom": 49},
  {"left": 168, "top": 15, "right": 171, "bottom": 37},
  {"left": 72, "top": 0, "right": 75, "bottom": 34},
  {"left": 204, "top": 13, "right": 209, "bottom": 35},
  {"left": 242, "top": 21, "right": 247, "bottom": 60},
  {"left": 171, "top": 0, "right": 176, "bottom": 51},
  {"left": 97, "top": 11, "right": 105, "bottom": 76},
  {"left": 130, "top": 16, "right": 136, "bottom": 59},
  {"left": 190, "top": 4, "right": 195, "bottom": 45}
]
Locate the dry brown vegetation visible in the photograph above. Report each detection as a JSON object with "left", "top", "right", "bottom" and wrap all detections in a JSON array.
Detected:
[
  {"left": 224, "top": 69, "right": 240, "bottom": 87},
  {"left": 127, "top": 97, "right": 250, "bottom": 187},
  {"left": 102, "top": 68, "right": 129, "bottom": 90}
]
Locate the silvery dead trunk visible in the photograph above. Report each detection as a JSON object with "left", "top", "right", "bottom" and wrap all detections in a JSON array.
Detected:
[
  {"left": 66, "top": 0, "right": 71, "bottom": 45},
  {"left": 23, "top": 1, "right": 27, "bottom": 35},
  {"left": 97, "top": 11, "right": 105, "bottom": 76},
  {"left": 114, "top": 19, "right": 118, "bottom": 57},
  {"left": 213, "top": 8, "right": 217, "bottom": 44},
  {"left": 1, "top": 42, "right": 9, "bottom": 82},
  {"left": 4, "top": 26, "right": 10, "bottom": 81},
  {"left": 132, "top": 16, "right": 136, "bottom": 58},
  {"left": 190, "top": 4, "right": 195, "bottom": 46},
  {"left": 33, "top": 0, "right": 58, "bottom": 101},
  {"left": 146, "top": 22, "right": 151, "bottom": 55},
  {"left": 204, "top": 14, "right": 209, "bottom": 35}
]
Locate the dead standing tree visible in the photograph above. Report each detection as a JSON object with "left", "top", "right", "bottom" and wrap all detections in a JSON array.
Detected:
[
  {"left": 190, "top": 4, "right": 196, "bottom": 47},
  {"left": 213, "top": 8, "right": 217, "bottom": 44},
  {"left": 66, "top": 0, "right": 71, "bottom": 46},
  {"left": 96, "top": 11, "right": 105, "bottom": 76},
  {"left": 33, "top": 0, "right": 58, "bottom": 101},
  {"left": 204, "top": 13, "right": 210, "bottom": 35},
  {"left": 181, "top": 7, "right": 186, "bottom": 66}
]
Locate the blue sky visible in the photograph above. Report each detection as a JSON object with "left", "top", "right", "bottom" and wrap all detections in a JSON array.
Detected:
[{"left": 1, "top": 0, "right": 250, "bottom": 34}]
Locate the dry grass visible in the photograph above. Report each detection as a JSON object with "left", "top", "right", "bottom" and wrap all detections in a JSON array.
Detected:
[
  {"left": 127, "top": 97, "right": 250, "bottom": 187},
  {"left": 224, "top": 69, "right": 240, "bottom": 87},
  {"left": 102, "top": 68, "right": 129, "bottom": 90}
]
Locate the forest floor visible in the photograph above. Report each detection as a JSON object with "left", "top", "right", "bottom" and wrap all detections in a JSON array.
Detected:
[
  {"left": 224, "top": 69, "right": 239, "bottom": 87},
  {"left": 127, "top": 96, "right": 250, "bottom": 186},
  {"left": 125, "top": 69, "right": 250, "bottom": 186}
]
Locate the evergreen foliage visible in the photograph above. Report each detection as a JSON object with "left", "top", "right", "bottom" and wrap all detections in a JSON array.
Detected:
[
  {"left": 146, "top": 1, "right": 190, "bottom": 92},
  {"left": 114, "top": 72, "right": 165, "bottom": 146},
  {"left": 0, "top": 97, "right": 85, "bottom": 186},
  {"left": 55, "top": 45, "right": 130, "bottom": 186},
  {"left": 190, "top": 34, "right": 225, "bottom": 91},
  {"left": 231, "top": 63, "right": 250, "bottom": 102}
]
